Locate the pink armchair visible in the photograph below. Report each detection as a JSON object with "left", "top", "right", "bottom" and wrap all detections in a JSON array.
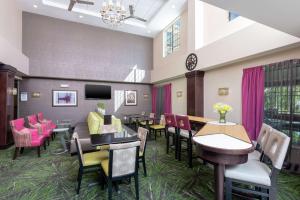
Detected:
[
  {"left": 10, "top": 118, "right": 46, "bottom": 159},
  {"left": 37, "top": 112, "right": 56, "bottom": 130},
  {"left": 28, "top": 114, "right": 53, "bottom": 143}
]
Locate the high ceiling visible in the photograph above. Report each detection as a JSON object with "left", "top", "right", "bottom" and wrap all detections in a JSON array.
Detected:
[
  {"left": 17, "top": 0, "right": 187, "bottom": 38},
  {"left": 201, "top": 0, "right": 300, "bottom": 38}
]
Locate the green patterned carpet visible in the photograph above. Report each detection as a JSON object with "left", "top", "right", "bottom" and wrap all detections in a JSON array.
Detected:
[{"left": 0, "top": 135, "right": 299, "bottom": 200}]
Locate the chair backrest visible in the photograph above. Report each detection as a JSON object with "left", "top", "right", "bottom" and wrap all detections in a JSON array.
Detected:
[
  {"left": 257, "top": 123, "right": 272, "bottom": 151},
  {"left": 264, "top": 129, "right": 290, "bottom": 170},
  {"left": 141, "top": 111, "right": 146, "bottom": 116},
  {"left": 137, "top": 127, "right": 148, "bottom": 155},
  {"left": 175, "top": 115, "right": 191, "bottom": 131},
  {"left": 160, "top": 115, "right": 166, "bottom": 126},
  {"left": 149, "top": 113, "right": 155, "bottom": 119},
  {"left": 164, "top": 113, "right": 176, "bottom": 127},
  {"left": 109, "top": 141, "right": 140, "bottom": 178},
  {"left": 10, "top": 118, "right": 25, "bottom": 131},
  {"left": 73, "top": 132, "right": 84, "bottom": 167},
  {"left": 28, "top": 114, "right": 38, "bottom": 125},
  {"left": 37, "top": 112, "right": 44, "bottom": 121}
]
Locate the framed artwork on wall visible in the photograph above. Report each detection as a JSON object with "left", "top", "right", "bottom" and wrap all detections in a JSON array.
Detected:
[
  {"left": 125, "top": 90, "right": 137, "bottom": 106},
  {"left": 52, "top": 90, "right": 77, "bottom": 107}
]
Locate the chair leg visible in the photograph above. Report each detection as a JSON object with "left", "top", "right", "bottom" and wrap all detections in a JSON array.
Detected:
[
  {"left": 43, "top": 141, "right": 47, "bottom": 150},
  {"left": 225, "top": 178, "right": 232, "bottom": 200},
  {"left": 134, "top": 174, "right": 139, "bottom": 200},
  {"left": 188, "top": 138, "right": 193, "bottom": 168},
  {"left": 20, "top": 147, "right": 24, "bottom": 154},
  {"left": 13, "top": 147, "right": 20, "bottom": 160},
  {"left": 37, "top": 146, "right": 41, "bottom": 157},
  {"left": 166, "top": 132, "right": 170, "bottom": 154},
  {"left": 47, "top": 138, "right": 50, "bottom": 146},
  {"left": 108, "top": 180, "right": 113, "bottom": 200},
  {"left": 154, "top": 130, "right": 157, "bottom": 140},
  {"left": 178, "top": 136, "right": 182, "bottom": 161},
  {"left": 76, "top": 168, "right": 83, "bottom": 194},
  {"left": 142, "top": 157, "right": 147, "bottom": 177},
  {"left": 269, "top": 187, "right": 276, "bottom": 200}
]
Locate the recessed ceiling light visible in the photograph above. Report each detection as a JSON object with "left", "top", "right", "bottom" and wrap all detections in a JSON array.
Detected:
[
  {"left": 171, "top": 4, "right": 176, "bottom": 9},
  {"left": 79, "top": 15, "right": 84, "bottom": 18},
  {"left": 33, "top": 4, "right": 38, "bottom": 8}
]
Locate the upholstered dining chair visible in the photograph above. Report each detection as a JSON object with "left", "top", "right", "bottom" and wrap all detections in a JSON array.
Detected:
[
  {"left": 28, "top": 114, "right": 53, "bottom": 143},
  {"left": 164, "top": 113, "right": 177, "bottom": 159},
  {"left": 225, "top": 128, "right": 290, "bottom": 200},
  {"left": 10, "top": 118, "right": 46, "bottom": 159},
  {"left": 137, "top": 127, "right": 149, "bottom": 177},
  {"left": 73, "top": 132, "right": 108, "bottom": 194},
  {"left": 37, "top": 112, "right": 56, "bottom": 130},
  {"left": 175, "top": 115, "right": 196, "bottom": 168},
  {"left": 249, "top": 123, "right": 272, "bottom": 161},
  {"left": 149, "top": 115, "right": 165, "bottom": 140},
  {"left": 100, "top": 141, "right": 141, "bottom": 200}
]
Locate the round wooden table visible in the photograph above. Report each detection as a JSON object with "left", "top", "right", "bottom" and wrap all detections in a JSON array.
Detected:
[{"left": 193, "top": 125, "right": 254, "bottom": 200}]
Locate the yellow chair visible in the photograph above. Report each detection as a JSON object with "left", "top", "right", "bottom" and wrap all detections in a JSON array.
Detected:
[
  {"left": 149, "top": 115, "right": 165, "bottom": 140},
  {"left": 73, "top": 132, "right": 108, "bottom": 194}
]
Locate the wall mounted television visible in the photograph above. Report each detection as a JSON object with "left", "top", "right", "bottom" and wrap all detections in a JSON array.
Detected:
[{"left": 85, "top": 84, "right": 111, "bottom": 100}]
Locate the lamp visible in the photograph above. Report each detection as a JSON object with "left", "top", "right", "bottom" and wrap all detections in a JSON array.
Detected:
[
  {"left": 218, "top": 88, "right": 229, "bottom": 96},
  {"left": 32, "top": 92, "right": 41, "bottom": 98},
  {"left": 176, "top": 91, "right": 183, "bottom": 97}
]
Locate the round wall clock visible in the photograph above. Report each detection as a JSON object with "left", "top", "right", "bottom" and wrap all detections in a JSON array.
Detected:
[{"left": 185, "top": 53, "right": 198, "bottom": 71}]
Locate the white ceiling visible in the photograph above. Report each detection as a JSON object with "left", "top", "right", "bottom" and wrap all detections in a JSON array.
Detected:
[
  {"left": 17, "top": 0, "right": 187, "bottom": 38},
  {"left": 201, "top": 0, "right": 300, "bottom": 38}
]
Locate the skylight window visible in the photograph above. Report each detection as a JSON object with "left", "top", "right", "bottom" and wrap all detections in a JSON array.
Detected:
[{"left": 228, "top": 12, "right": 240, "bottom": 21}]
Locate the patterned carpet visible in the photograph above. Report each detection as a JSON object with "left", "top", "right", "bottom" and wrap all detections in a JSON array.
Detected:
[{"left": 0, "top": 133, "right": 299, "bottom": 200}]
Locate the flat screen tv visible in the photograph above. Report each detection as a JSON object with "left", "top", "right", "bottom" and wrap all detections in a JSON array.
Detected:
[{"left": 85, "top": 84, "right": 111, "bottom": 100}]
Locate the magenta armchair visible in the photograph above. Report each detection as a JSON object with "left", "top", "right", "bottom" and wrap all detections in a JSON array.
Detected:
[
  {"left": 28, "top": 114, "right": 53, "bottom": 143},
  {"left": 10, "top": 118, "right": 46, "bottom": 159},
  {"left": 37, "top": 112, "right": 56, "bottom": 130}
]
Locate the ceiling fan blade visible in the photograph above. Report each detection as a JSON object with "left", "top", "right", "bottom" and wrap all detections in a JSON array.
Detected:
[
  {"left": 68, "top": 0, "right": 76, "bottom": 11},
  {"left": 132, "top": 16, "right": 147, "bottom": 22},
  {"left": 77, "top": 0, "right": 94, "bottom": 5},
  {"left": 129, "top": 5, "right": 134, "bottom": 16}
]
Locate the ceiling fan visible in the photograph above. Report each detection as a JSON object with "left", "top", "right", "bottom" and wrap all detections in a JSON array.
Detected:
[
  {"left": 68, "top": 0, "right": 94, "bottom": 11},
  {"left": 125, "top": 5, "right": 147, "bottom": 22}
]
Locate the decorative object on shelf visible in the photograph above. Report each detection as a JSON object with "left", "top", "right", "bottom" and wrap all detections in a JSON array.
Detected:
[
  {"left": 100, "top": 0, "right": 127, "bottom": 26},
  {"left": 20, "top": 92, "right": 28, "bottom": 102},
  {"left": 213, "top": 103, "right": 232, "bottom": 123},
  {"left": 32, "top": 92, "right": 41, "bottom": 98},
  {"left": 218, "top": 87, "right": 229, "bottom": 96},
  {"left": 125, "top": 90, "right": 137, "bottom": 106},
  {"left": 176, "top": 91, "right": 183, "bottom": 97},
  {"left": 52, "top": 90, "right": 77, "bottom": 107},
  {"left": 185, "top": 53, "right": 198, "bottom": 71}
]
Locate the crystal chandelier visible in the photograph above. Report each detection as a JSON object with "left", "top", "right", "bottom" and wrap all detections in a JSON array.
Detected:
[{"left": 100, "top": 0, "right": 127, "bottom": 26}]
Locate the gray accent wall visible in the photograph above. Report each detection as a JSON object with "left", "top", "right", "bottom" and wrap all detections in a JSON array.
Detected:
[
  {"left": 19, "top": 78, "right": 152, "bottom": 125},
  {"left": 22, "top": 12, "right": 153, "bottom": 82}
]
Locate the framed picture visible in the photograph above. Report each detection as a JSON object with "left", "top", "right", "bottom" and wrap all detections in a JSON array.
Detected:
[
  {"left": 52, "top": 90, "right": 77, "bottom": 107},
  {"left": 20, "top": 92, "right": 28, "bottom": 102},
  {"left": 125, "top": 90, "right": 137, "bottom": 106}
]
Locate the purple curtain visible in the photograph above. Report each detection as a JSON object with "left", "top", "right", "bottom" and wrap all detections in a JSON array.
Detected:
[
  {"left": 152, "top": 86, "right": 157, "bottom": 113},
  {"left": 242, "top": 66, "right": 265, "bottom": 140},
  {"left": 163, "top": 84, "right": 172, "bottom": 113}
]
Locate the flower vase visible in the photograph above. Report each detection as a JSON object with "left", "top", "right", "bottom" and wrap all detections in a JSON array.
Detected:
[{"left": 219, "top": 112, "right": 227, "bottom": 124}]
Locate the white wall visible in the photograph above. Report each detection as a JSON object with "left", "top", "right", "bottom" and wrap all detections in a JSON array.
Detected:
[
  {"left": 204, "top": 47, "right": 300, "bottom": 123},
  {"left": 0, "top": 0, "right": 28, "bottom": 74},
  {"left": 151, "top": 0, "right": 300, "bottom": 83}
]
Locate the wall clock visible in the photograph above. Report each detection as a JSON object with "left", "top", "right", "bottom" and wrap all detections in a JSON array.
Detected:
[{"left": 185, "top": 53, "right": 198, "bottom": 71}]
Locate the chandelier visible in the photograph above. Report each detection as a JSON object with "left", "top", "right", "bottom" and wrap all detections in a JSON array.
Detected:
[{"left": 100, "top": 0, "right": 127, "bottom": 26}]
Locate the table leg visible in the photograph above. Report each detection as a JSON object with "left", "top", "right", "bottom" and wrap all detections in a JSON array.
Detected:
[
  {"left": 60, "top": 132, "right": 67, "bottom": 152},
  {"left": 214, "top": 163, "right": 225, "bottom": 200}
]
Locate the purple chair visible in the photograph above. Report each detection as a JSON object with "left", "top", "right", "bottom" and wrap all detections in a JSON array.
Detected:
[
  {"left": 10, "top": 118, "right": 46, "bottom": 159},
  {"left": 175, "top": 115, "right": 196, "bottom": 168},
  {"left": 164, "top": 113, "right": 178, "bottom": 159}
]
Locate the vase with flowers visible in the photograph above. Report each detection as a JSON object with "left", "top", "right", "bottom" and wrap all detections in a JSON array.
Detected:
[{"left": 213, "top": 103, "right": 232, "bottom": 123}]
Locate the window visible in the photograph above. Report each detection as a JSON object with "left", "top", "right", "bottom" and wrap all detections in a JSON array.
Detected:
[
  {"left": 164, "top": 18, "right": 181, "bottom": 57},
  {"left": 228, "top": 12, "right": 239, "bottom": 21}
]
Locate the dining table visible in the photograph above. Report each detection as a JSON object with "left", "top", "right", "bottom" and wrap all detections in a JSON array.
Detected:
[{"left": 193, "top": 122, "right": 254, "bottom": 200}]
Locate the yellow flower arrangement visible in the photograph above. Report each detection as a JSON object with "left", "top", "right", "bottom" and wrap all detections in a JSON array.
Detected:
[{"left": 213, "top": 103, "right": 232, "bottom": 123}]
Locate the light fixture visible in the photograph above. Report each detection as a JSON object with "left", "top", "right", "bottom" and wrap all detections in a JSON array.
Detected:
[
  {"left": 147, "top": 30, "right": 151, "bottom": 34},
  {"left": 100, "top": 0, "right": 127, "bottom": 26},
  {"left": 171, "top": 4, "right": 176, "bottom": 9},
  {"left": 33, "top": 4, "right": 38, "bottom": 8},
  {"left": 218, "top": 88, "right": 229, "bottom": 96},
  {"left": 32, "top": 92, "right": 41, "bottom": 98},
  {"left": 176, "top": 91, "right": 183, "bottom": 97},
  {"left": 79, "top": 15, "right": 83, "bottom": 18}
]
